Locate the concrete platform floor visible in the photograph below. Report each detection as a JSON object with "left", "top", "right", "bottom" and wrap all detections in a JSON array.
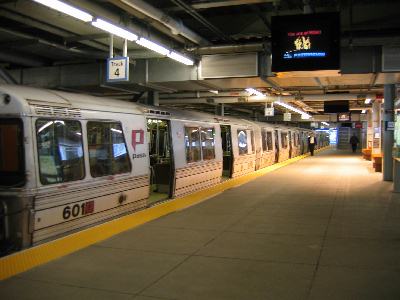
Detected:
[{"left": 2, "top": 149, "right": 400, "bottom": 299}]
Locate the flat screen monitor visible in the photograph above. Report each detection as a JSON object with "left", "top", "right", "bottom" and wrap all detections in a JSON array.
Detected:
[
  {"left": 271, "top": 12, "right": 340, "bottom": 72},
  {"left": 324, "top": 101, "right": 349, "bottom": 113}
]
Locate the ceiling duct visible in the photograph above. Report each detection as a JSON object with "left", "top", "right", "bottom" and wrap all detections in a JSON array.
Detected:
[
  {"left": 107, "top": 0, "right": 209, "bottom": 45},
  {"left": 201, "top": 53, "right": 258, "bottom": 78}
]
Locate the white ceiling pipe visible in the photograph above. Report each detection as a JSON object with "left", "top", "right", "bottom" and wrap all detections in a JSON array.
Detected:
[{"left": 108, "top": 0, "right": 209, "bottom": 45}]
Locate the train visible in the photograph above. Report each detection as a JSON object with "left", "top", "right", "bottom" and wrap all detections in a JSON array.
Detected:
[{"left": 0, "top": 85, "right": 329, "bottom": 256}]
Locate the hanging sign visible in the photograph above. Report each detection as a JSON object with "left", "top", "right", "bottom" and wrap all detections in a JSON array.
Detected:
[
  {"left": 107, "top": 56, "right": 129, "bottom": 82},
  {"left": 283, "top": 112, "right": 292, "bottom": 121},
  {"left": 264, "top": 103, "right": 274, "bottom": 116}
]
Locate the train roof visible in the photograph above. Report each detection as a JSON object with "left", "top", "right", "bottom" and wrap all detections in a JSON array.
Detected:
[
  {"left": 0, "top": 84, "right": 145, "bottom": 115},
  {"left": 0, "top": 85, "right": 315, "bottom": 130}
]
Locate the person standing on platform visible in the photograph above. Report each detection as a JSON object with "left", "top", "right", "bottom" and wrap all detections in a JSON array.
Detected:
[
  {"left": 349, "top": 135, "right": 360, "bottom": 153},
  {"left": 308, "top": 133, "right": 317, "bottom": 156}
]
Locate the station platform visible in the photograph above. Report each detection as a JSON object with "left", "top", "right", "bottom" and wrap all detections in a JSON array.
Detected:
[{"left": 1, "top": 148, "right": 400, "bottom": 299}]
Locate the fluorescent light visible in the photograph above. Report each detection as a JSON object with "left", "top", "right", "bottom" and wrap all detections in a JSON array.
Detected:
[
  {"left": 365, "top": 98, "right": 372, "bottom": 104},
  {"left": 136, "top": 37, "right": 169, "bottom": 56},
  {"left": 33, "top": 0, "right": 93, "bottom": 22},
  {"left": 361, "top": 109, "right": 366, "bottom": 113},
  {"left": 321, "top": 122, "right": 329, "bottom": 126},
  {"left": 167, "top": 51, "right": 194, "bottom": 65},
  {"left": 274, "top": 101, "right": 312, "bottom": 119},
  {"left": 91, "top": 18, "right": 138, "bottom": 41},
  {"left": 245, "top": 88, "right": 264, "bottom": 97}
]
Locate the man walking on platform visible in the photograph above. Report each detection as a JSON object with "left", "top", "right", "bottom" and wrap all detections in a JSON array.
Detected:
[
  {"left": 350, "top": 134, "right": 359, "bottom": 153},
  {"left": 308, "top": 133, "right": 316, "bottom": 156}
]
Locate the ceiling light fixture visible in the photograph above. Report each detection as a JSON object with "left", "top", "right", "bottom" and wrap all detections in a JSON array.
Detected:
[
  {"left": 245, "top": 88, "right": 264, "bottom": 97},
  {"left": 167, "top": 51, "right": 194, "bottom": 65},
  {"left": 33, "top": 0, "right": 93, "bottom": 22},
  {"left": 91, "top": 18, "right": 138, "bottom": 41},
  {"left": 274, "top": 101, "right": 312, "bottom": 119},
  {"left": 136, "top": 37, "right": 169, "bottom": 56},
  {"left": 364, "top": 98, "right": 372, "bottom": 104}
]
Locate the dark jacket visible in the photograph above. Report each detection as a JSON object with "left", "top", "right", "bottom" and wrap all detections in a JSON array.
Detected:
[
  {"left": 307, "top": 136, "right": 317, "bottom": 145},
  {"left": 349, "top": 136, "right": 359, "bottom": 145}
]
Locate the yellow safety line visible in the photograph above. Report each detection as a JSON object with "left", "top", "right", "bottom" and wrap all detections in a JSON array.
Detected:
[{"left": 0, "top": 146, "right": 329, "bottom": 280}]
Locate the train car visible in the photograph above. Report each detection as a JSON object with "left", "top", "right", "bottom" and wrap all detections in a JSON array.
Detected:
[{"left": 0, "top": 85, "right": 318, "bottom": 255}]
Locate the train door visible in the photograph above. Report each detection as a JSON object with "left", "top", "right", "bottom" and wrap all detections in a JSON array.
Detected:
[
  {"left": 288, "top": 131, "right": 292, "bottom": 158},
  {"left": 221, "top": 125, "right": 233, "bottom": 178},
  {"left": 274, "top": 130, "right": 280, "bottom": 163},
  {"left": 147, "top": 119, "right": 174, "bottom": 205}
]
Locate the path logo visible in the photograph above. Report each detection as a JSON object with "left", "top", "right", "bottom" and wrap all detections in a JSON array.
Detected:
[{"left": 132, "top": 129, "right": 144, "bottom": 150}]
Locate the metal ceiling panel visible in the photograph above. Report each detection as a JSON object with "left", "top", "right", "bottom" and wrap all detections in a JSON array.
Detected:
[{"left": 201, "top": 53, "right": 258, "bottom": 78}]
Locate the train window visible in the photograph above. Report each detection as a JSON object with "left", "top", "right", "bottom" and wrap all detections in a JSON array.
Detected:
[
  {"left": 0, "top": 118, "right": 25, "bottom": 187},
  {"left": 237, "top": 130, "right": 248, "bottom": 155},
  {"left": 262, "top": 131, "right": 273, "bottom": 151},
  {"left": 281, "top": 132, "right": 288, "bottom": 149},
  {"left": 201, "top": 128, "right": 215, "bottom": 160},
  {"left": 87, "top": 122, "right": 131, "bottom": 177},
  {"left": 266, "top": 132, "right": 273, "bottom": 150},
  {"left": 261, "top": 131, "right": 268, "bottom": 151},
  {"left": 185, "top": 127, "right": 201, "bottom": 162},
  {"left": 250, "top": 130, "right": 255, "bottom": 153},
  {"left": 36, "top": 119, "right": 84, "bottom": 185}
]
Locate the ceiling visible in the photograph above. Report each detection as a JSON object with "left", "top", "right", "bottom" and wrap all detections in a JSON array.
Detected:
[{"left": 0, "top": 0, "right": 400, "bottom": 120}]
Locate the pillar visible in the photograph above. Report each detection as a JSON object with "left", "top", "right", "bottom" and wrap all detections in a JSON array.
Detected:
[
  {"left": 146, "top": 91, "right": 159, "bottom": 106},
  {"left": 371, "top": 101, "right": 381, "bottom": 155},
  {"left": 366, "top": 110, "right": 373, "bottom": 149},
  {"left": 383, "top": 84, "right": 395, "bottom": 181},
  {"left": 215, "top": 103, "right": 224, "bottom": 116}
]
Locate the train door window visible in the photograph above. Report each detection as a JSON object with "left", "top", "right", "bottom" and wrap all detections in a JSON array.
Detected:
[
  {"left": 185, "top": 127, "right": 201, "bottom": 162},
  {"left": 87, "top": 122, "right": 131, "bottom": 178},
  {"left": 36, "top": 119, "right": 84, "bottom": 184},
  {"left": 148, "top": 119, "right": 173, "bottom": 204},
  {"left": 0, "top": 118, "right": 25, "bottom": 187},
  {"left": 266, "top": 132, "right": 273, "bottom": 151},
  {"left": 261, "top": 131, "right": 268, "bottom": 151},
  {"left": 281, "top": 132, "right": 288, "bottom": 149},
  {"left": 250, "top": 130, "right": 255, "bottom": 153},
  {"left": 201, "top": 128, "right": 215, "bottom": 160},
  {"left": 237, "top": 130, "right": 248, "bottom": 155},
  {"left": 221, "top": 125, "right": 232, "bottom": 178}
]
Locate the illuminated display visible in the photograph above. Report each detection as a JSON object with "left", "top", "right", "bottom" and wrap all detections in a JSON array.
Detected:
[
  {"left": 338, "top": 112, "right": 351, "bottom": 122},
  {"left": 271, "top": 13, "right": 340, "bottom": 72}
]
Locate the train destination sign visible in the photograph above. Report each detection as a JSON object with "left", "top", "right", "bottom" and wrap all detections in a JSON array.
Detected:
[
  {"left": 271, "top": 13, "right": 340, "bottom": 72},
  {"left": 107, "top": 56, "right": 129, "bottom": 82}
]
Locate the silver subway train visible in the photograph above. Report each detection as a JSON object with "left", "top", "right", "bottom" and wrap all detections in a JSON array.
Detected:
[{"left": 0, "top": 85, "right": 329, "bottom": 255}]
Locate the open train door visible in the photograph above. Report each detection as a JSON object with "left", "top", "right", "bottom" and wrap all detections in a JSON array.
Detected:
[
  {"left": 221, "top": 125, "right": 233, "bottom": 178},
  {"left": 274, "top": 130, "right": 280, "bottom": 163},
  {"left": 288, "top": 131, "right": 293, "bottom": 158},
  {"left": 147, "top": 119, "right": 175, "bottom": 205}
]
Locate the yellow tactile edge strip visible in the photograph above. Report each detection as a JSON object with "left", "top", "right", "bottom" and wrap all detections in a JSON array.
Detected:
[{"left": 0, "top": 146, "right": 330, "bottom": 280}]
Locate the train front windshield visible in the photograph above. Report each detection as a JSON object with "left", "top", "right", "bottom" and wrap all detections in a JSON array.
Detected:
[{"left": 0, "top": 119, "right": 25, "bottom": 187}]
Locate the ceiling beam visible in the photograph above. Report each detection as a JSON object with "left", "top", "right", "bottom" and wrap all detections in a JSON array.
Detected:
[{"left": 168, "top": 0, "right": 275, "bottom": 10}]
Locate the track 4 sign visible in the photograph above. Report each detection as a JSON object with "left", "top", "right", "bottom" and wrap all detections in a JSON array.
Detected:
[{"left": 107, "top": 57, "right": 129, "bottom": 82}]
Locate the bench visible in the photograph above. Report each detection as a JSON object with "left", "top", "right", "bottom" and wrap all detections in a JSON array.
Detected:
[
  {"left": 371, "top": 153, "right": 383, "bottom": 172},
  {"left": 362, "top": 148, "right": 372, "bottom": 161}
]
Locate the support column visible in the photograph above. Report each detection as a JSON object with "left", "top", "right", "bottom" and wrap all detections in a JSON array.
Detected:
[
  {"left": 366, "top": 110, "right": 373, "bottom": 149},
  {"left": 383, "top": 84, "right": 395, "bottom": 181},
  {"left": 371, "top": 101, "right": 381, "bottom": 155},
  {"left": 215, "top": 103, "right": 224, "bottom": 116},
  {"left": 146, "top": 91, "right": 159, "bottom": 106}
]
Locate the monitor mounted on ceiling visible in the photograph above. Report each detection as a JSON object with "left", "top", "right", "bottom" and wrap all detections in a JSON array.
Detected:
[
  {"left": 324, "top": 100, "right": 349, "bottom": 113},
  {"left": 271, "top": 12, "right": 340, "bottom": 72}
]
